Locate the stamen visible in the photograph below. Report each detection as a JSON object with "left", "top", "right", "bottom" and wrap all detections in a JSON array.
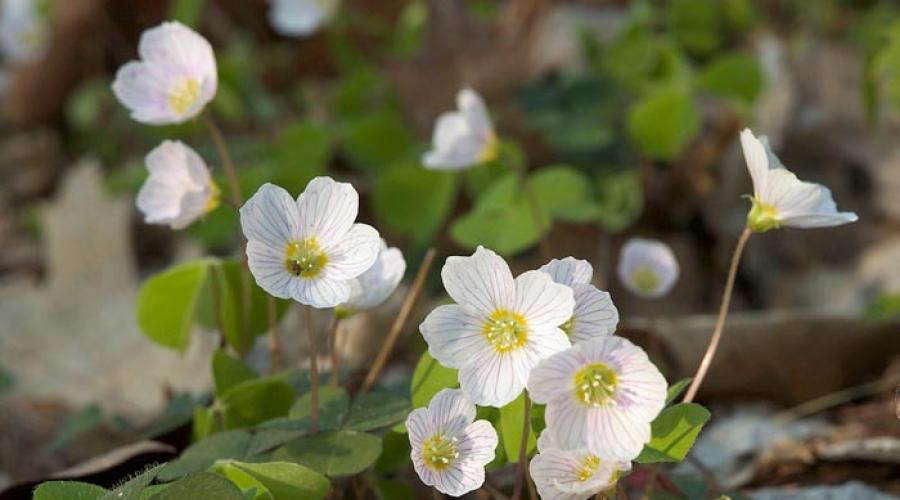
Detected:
[
  {"left": 284, "top": 238, "right": 328, "bottom": 279},
  {"left": 422, "top": 433, "right": 460, "bottom": 471},
  {"left": 483, "top": 310, "right": 528, "bottom": 354},
  {"left": 573, "top": 363, "right": 618, "bottom": 407},
  {"left": 168, "top": 78, "right": 201, "bottom": 116}
]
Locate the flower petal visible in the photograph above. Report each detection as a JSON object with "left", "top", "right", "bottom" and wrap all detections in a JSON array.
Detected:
[
  {"left": 428, "top": 388, "right": 476, "bottom": 436},
  {"left": 441, "top": 246, "right": 515, "bottom": 315},
  {"left": 514, "top": 270, "right": 574, "bottom": 330},
  {"left": 246, "top": 240, "right": 294, "bottom": 299},
  {"left": 296, "top": 176, "right": 360, "bottom": 247},
  {"left": 322, "top": 223, "right": 381, "bottom": 281},
  {"left": 539, "top": 257, "right": 593, "bottom": 286},
  {"left": 740, "top": 128, "right": 770, "bottom": 198},
  {"left": 420, "top": 304, "right": 488, "bottom": 369},
  {"left": 240, "top": 183, "right": 302, "bottom": 249},
  {"left": 570, "top": 285, "right": 619, "bottom": 343},
  {"left": 458, "top": 351, "right": 524, "bottom": 407},
  {"left": 763, "top": 169, "right": 858, "bottom": 228},
  {"left": 459, "top": 420, "right": 498, "bottom": 464}
]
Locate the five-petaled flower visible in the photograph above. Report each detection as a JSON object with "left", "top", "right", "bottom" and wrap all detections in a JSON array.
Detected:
[
  {"left": 617, "top": 238, "right": 679, "bottom": 299},
  {"left": 239, "top": 177, "right": 381, "bottom": 308},
  {"left": 112, "top": 21, "right": 217, "bottom": 125},
  {"left": 528, "top": 336, "right": 667, "bottom": 462},
  {"left": 339, "top": 239, "right": 406, "bottom": 314},
  {"left": 136, "top": 140, "right": 220, "bottom": 230},
  {"left": 407, "top": 389, "right": 498, "bottom": 497},
  {"left": 740, "top": 128, "right": 858, "bottom": 233},
  {"left": 420, "top": 246, "right": 574, "bottom": 407},
  {"left": 423, "top": 88, "right": 499, "bottom": 170},
  {"left": 539, "top": 257, "right": 619, "bottom": 343},
  {"left": 268, "top": 0, "right": 340, "bottom": 37},
  {"left": 530, "top": 431, "right": 630, "bottom": 500}
]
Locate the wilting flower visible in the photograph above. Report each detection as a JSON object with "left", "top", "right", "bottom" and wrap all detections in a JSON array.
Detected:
[
  {"left": 420, "top": 246, "right": 574, "bottom": 407},
  {"left": 268, "top": 0, "right": 339, "bottom": 37},
  {"left": 530, "top": 431, "right": 631, "bottom": 500},
  {"left": 423, "top": 88, "right": 499, "bottom": 170},
  {"left": 0, "top": 0, "right": 50, "bottom": 64},
  {"left": 239, "top": 177, "right": 381, "bottom": 308},
  {"left": 740, "top": 128, "right": 858, "bottom": 232},
  {"left": 339, "top": 239, "right": 406, "bottom": 313},
  {"left": 617, "top": 238, "right": 679, "bottom": 299},
  {"left": 136, "top": 140, "right": 219, "bottom": 230},
  {"left": 539, "top": 257, "right": 619, "bottom": 343},
  {"left": 528, "top": 337, "right": 667, "bottom": 462},
  {"left": 407, "top": 389, "right": 498, "bottom": 497},
  {"left": 112, "top": 21, "right": 216, "bottom": 125}
]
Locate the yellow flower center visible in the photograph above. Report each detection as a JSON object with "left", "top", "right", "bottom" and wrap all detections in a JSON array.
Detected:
[
  {"left": 168, "top": 78, "right": 201, "bottom": 116},
  {"left": 560, "top": 315, "right": 575, "bottom": 336},
  {"left": 478, "top": 132, "right": 501, "bottom": 164},
  {"left": 483, "top": 309, "right": 528, "bottom": 354},
  {"left": 284, "top": 238, "right": 328, "bottom": 279},
  {"left": 747, "top": 197, "right": 781, "bottom": 233},
  {"left": 577, "top": 454, "right": 602, "bottom": 482},
  {"left": 630, "top": 266, "right": 660, "bottom": 295},
  {"left": 204, "top": 182, "right": 221, "bottom": 214},
  {"left": 574, "top": 363, "right": 618, "bottom": 407},
  {"left": 422, "top": 433, "right": 459, "bottom": 471}
]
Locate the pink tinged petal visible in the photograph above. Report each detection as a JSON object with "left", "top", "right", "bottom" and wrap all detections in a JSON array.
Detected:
[
  {"left": 296, "top": 176, "right": 360, "bottom": 247},
  {"left": 406, "top": 408, "right": 435, "bottom": 448},
  {"left": 589, "top": 406, "right": 652, "bottom": 462},
  {"left": 345, "top": 243, "right": 406, "bottom": 310},
  {"left": 459, "top": 420, "right": 498, "bottom": 465},
  {"left": 239, "top": 183, "right": 301, "bottom": 249},
  {"left": 762, "top": 169, "right": 858, "bottom": 228},
  {"left": 441, "top": 246, "right": 515, "bottom": 315},
  {"left": 321, "top": 223, "right": 380, "bottom": 281},
  {"left": 246, "top": 240, "right": 294, "bottom": 299},
  {"left": 138, "top": 21, "right": 217, "bottom": 92},
  {"left": 539, "top": 257, "right": 594, "bottom": 286},
  {"left": 458, "top": 351, "right": 524, "bottom": 407},
  {"left": 570, "top": 285, "right": 619, "bottom": 342},
  {"left": 527, "top": 347, "right": 581, "bottom": 404},
  {"left": 291, "top": 275, "right": 351, "bottom": 308},
  {"left": 514, "top": 270, "right": 575, "bottom": 330},
  {"left": 435, "top": 462, "right": 485, "bottom": 497},
  {"left": 740, "top": 128, "right": 770, "bottom": 198},
  {"left": 419, "top": 304, "right": 487, "bottom": 369},
  {"left": 531, "top": 449, "right": 611, "bottom": 498},
  {"left": 428, "top": 389, "right": 476, "bottom": 436},
  {"left": 112, "top": 61, "right": 174, "bottom": 124},
  {"left": 617, "top": 238, "right": 679, "bottom": 299},
  {"left": 519, "top": 327, "right": 571, "bottom": 377},
  {"left": 543, "top": 400, "right": 593, "bottom": 451}
]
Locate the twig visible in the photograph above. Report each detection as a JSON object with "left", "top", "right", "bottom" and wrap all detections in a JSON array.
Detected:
[
  {"left": 774, "top": 372, "right": 900, "bottom": 423},
  {"left": 360, "top": 248, "right": 438, "bottom": 394},
  {"left": 511, "top": 394, "right": 532, "bottom": 500},
  {"left": 303, "top": 305, "right": 319, "bottom": 433},
  {"left": 327, "top": 316, "right": 342, "bottom": 387},
  {"left": 267, "top": 295, "right": 282, "bottom": 374},
  {"left": 683, "top": 228, "right": 752, "bottom": 402}
]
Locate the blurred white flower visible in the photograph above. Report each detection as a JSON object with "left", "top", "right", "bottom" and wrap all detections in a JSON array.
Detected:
[
  {"left": 0, "top": 0, "right": 50, "bottom": 64},
  {"left": 423, "top": 88, "right": 499, "bottom": 170},
  {"left": 740, "top": 128, "right": 858, "bottom": 232},
  {"left": 239, "top": 177, "right": 381, "bottom": 308},
  {"left": 268, "top": 0, "right": 339, "bottom": 37},
  {"left": 407, "top": 389, "right": 498, "bottom": 497},
  {"left": 420, "top": 246, "right": 573, "bottom": 407},
  {"left": 528, "top": 337, "right": 667, "bottom": 462},
  {"left": 617, "top": 238, "right": 679, "bottom": 299},
  {"left": 112, "top": 21, "right": 216, "bottom": 125},
  {"left": 530, "top": 431, "right": 631, "bottom": 500},
  {"left": 539, "top": 257, "right": 619, "bottom": 343},
  {"left": 341, "top": 239, "right": 406, "bottom": 312},
  {"left": 136, "top": 140, "right": 219, "bottom": 230}
]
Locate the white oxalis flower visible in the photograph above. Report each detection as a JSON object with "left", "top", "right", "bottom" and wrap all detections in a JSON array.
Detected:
[
  {"left": 268, "top": 0, "right": 339, "bottom": 37},
  {"left": 0, "top": 0, "right": 50, "bottom": 64},
  {"left": 539, "top": 257, "right": 619, "bottom": 343},
  {"left": 617, "top": 238, "right": 679, "bottom": 299},
  {"left": 528, "top": 336, "right": 667, "bottom": 462},
  {"left": 407, "top": 388, "right": 498, "bottom": 497},
  {"left": 423, "top": 88, "right": 499, "bottom": 171},
  {"left": 136, "top": 140, "right": 219, "bottom": 230},
  {"left": 340, "top": 239, "right": 406, "bottom": 312},
  {"left": 530, "top": 431, "right": 631, "bottom": 500},
  {"left": 112, "top": 21, "right": 217, "bottom": 125},
  {"left": 239, "top": 177, "right": 381, "bottom": 309},
  {"left": 740, "top": 128, "right": 858, "bottom": 232},
  {"left": 420, "top": 246, "right": 574, "bottom": 407}
]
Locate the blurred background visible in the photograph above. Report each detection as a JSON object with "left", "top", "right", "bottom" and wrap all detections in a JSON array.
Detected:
[{"left": 0, "top": 0, "right": 899, "bottom": 498}]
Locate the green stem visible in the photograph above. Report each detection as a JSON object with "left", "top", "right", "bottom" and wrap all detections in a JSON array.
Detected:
[
  {"left": 510, "top": 393, "right": 532, "bottom": 500},
  {"left": 304, "top": 305, "right": 320, "bottom": 433}
]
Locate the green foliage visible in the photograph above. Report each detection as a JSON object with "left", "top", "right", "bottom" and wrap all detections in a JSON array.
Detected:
[
  {"left": 289, "top": 386, "right": 349, "bottom": 432},
  {"left": 266, "top": 121, "right": 332, "bottom": 194},
  {"left": 499, "top": 393, "right": 536, "bottom": 461},
  {"left": 372, "top": 162, "right": 457, "bottom": 245},
  {"left": 168, "top": 0, "right": 205, "bottom": 27},
  {"left": 45, "top": 405, "right": 104, "bottom": 452},
  {"left": 530, "top": 166, "right": 602, "bottom": 222},
  {"left": 0, "top": 366, "right": 13, "bottom": 395},
  {"left": 220, "top": 377, "right": 295, "bottom": 429},
  {"left": 345, "top": 392, "right": 412, "bottom": 431},
  {"left": 594, "top": 169, "right": 644, "bottom": 233},
  {"left": 100, "top": 465, "right": 163, "bottom": 500},
  {"left": 602, "top": 26, "right": 661, "bottom": 90},
  {"left": 137, "top": 259, "right": 215, "bottom": 352},
  {"left": 865, "top": 293, "right": 900, "bottom": 321},
  {"left": 873, "top": 21, "right": 900, "bottom": 115},
  {"left": 627, "top": 86, "right": 700, "bottom": 161},
  {"left": 140, "top": 394, "right": 203, "bottom": 439},
  {"left": 151, "top": 472, "right": 245, "bottom": 500},
  {"left": 667, "top": 0, "right": 722, "bottom": 56},
  {"left": 33, "top": 482, "right": 107, "bottom": 500},
  {"left": 341, "top": 111, "right": 416, "bottom": 171},
  {"left": 272, "top": 430, "right": 383, "bottom": 477},
  {"left": 410, "top": 351, "right": 459, "bottom": 409},
  {"left": 211, "top": 461, "right": 330, "bottom": 500},
  {"left": 666, "top": 378, "right": 693, "bottom": 405},
  {"left": 375, "top": 430, "right": 412, "bottom": 473},
  {"left": 636, "top": 403, "right": 710, "bottom": 463},
  {"left": 212, "top": 349, "right": 259, "bottom": 398},
  {"left": 158, "top": 430, "right": 255, "bottom": 481},
  {"left": 697, "top": 53, "right": 763, "bottom": 104}
]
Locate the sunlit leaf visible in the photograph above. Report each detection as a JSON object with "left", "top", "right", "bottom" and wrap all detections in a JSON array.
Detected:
[
  {"left": 410, "top": 351, "right": 459, "bottom": 409},
  {"left": 635, "top": 403, "right": 710, "bottom": 463},
  {"left": 137, "top": 259, "right": 215, "bottom": 352},
  {"left": 213, "top": 349, "right": 259, "bottom": 398},
  {"left": 697, "top": 53, "right": 763, "bottom": 104},
  {"left": 372, "top": 162, "right": 457, "bottom": 245},
  {"left": 220, "top": 377, "right": 295, "bottom": 429},
  {"left": 212, "top": 461, "right": 330, "bottom": 500},
  {"left": 627, "top": 86, "right": 700, "bottom": 161},
  {"left": 499, "top": 393, "right": 536, "bottom": 462}
]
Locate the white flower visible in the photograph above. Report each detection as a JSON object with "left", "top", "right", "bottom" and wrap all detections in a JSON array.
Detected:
[
  {"left": 0, "top": 0, "right": 50, "bottom": 64},
  {"left": 340, "top": 239, "right": 406, "bottom": 312},
  {"left": 617, "top": 238, "right": 679, "bottom": 299},
  {"left": 528, "top": 337, "right": 667, "bottom": 462},
  {"left": 112, "top": 21, "right": 217, "bottom": 125},
  {"left": 423, "top": 88, "right": 499, "bottom": 171},
  {"left": 136, "top": 140, "right": 220, "bottom": 230},
  {"left": 407, "top": 389, "right": 498, "bottom": 497},
  {"left": 420, "top": 246, "right": 574, "bottom": 407},
  {"left": 239, "top": 177, "right": 381, "bottom": 308},
  {"left": 268, "top": 0, "right": 339, "bottom": 37},
  {"left": 530, "top": 431, "right": 631, "bottom": 500},
  {"left": 740, "top": 128, "right": 858, "bottom": 232},
  {"left": 539, "top": 257, "right": 619, "bottom": 343}
]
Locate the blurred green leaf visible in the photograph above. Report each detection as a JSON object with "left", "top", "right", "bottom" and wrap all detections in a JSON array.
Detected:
[
  {"left": 372, "top": 162, "right": 457, "bottom": 245},
  {"left": 212, "top": 461, "right": 330, "bottom": 500},
  {"left": 722, "top": 0, "right": 757, "bottom": 33},
  {"left": 345, "top": 392, "right": 411, "bottom": 431},
  {"left": 410, "top": 351, "right": 458, "bottom": 409},
  {"left": 374, "top": 430, "right": 411, "bottom": 474},
  {"left": 33, "top": 482, "right": 107, "bottom": 500},
  {"left": 594, "top": 169, "right": 644, "bottom": 233},
  {"left": 140, "top": 394, "right": 203, "bottom": 439},
  {"left": 391, "top": 1, "right": 427, "bottom": 57},
  {"left": 374, "top": 479, "right": 415, "bottom": 500},
  {"left": 0, "top": 366, "right": 13, "bottom": 395},
  {"left": 168, "top": 0, "right": 206, "bottom": 27},
  {"left": 499, "top": 393, "right": 536, "bottom": 462},
  {"left": 221, "top": 377, "right": 295, "bottom": 429},
  {"left": 269, "top": 122, "right": 332, "bottom": 193},
  {"left": 273, "top": 430, "right": 382, "bottom": 477},
  {"left": 137, "top": 259, "right": 215, "bottom": 352},
  {"left": 341, "top": 111, "right": 415, "bottom": 171},
  {"left": 603, "top": 26, "right": 660, "bottom": 89},
  {"left": 330, "top": 66, "right": 390, "bottom": 119},
  {"left": 697, "top": 53, "right": 763, "bottom": 104},
  {"left": 158, "top": 430, "right": 254, "bottom": 481},
  {"left": 635, "top": 403, "right": 710, "bottom": 463},
  {"left": 627, "top": 86, "right": 700, "bottom": 161},
  {"left": 193, "top": 406, "right": 216, "bottom": 440},
  {"left": 45, "top": 405, "right": 104, "bottom": 452},
  {"left": 667, "top": 0, "right": 722, "bottom": 56},
  {"left": 152, "top": 472, "right": 245, "bottom": 500},
  {"left": 530, "top": 166, "right": 602, "bottom": 222},
  {"left": 213, "top": 349, "right": 259, "bottom": 398},
  {"left": 666, "top": 378, "right": 693, "bottom": 405},
  {"left": 288, "top": 385, "right": 349, "bottom": 432},
  {"left": 865, "top": 293, "right": 900, "bottom": 321}
]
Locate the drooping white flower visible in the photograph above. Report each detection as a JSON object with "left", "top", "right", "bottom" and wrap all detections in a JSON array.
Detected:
[
  {"left": 268, "top": 0, "right": 339, "bottom": 37},
  {"left": 423, "top": 88, "right": 499, "bottom": 171},
  {"left": 407, "top": 388, "right": 498, "bottom": 497},
  {"left": 136, "top": 140, "right": 220, "bottom": 230},
  {"left": 340, "top": 239, "right": 406, "bottom": 312},
  {"left": 112, "top": 21, "right": 217, "bottom": 125},
  {"left": 617, "top": 238, "right": 679, "bottom": 299},
  {"left": 740, "top": 128, "right": 858, "bottom": 232},
  {"left": 0, "top": 0, "right": 50, "bottom": 64},
  {"left": 539, "top": 257, "right": 619, "bottom": 343},
  {"left": 528, "top": 337, "right": 667, "bottom": 462},
  {"left": 530, "top": 431, "right": 631, "bottom": 500},
  {"left": 239, "top": 177, "right": 381, "bottom": 308},
  {"left": 420, "top": 246, "right": 574, "bottom": 407}
]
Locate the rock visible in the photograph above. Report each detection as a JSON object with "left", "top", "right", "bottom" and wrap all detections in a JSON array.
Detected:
[{"left": 750, "top": 481, "right": 898, "bottom": 500}]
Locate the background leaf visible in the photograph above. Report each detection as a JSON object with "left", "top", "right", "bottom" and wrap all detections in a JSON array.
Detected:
[
  {"left": 137, "top": 259, "right": 214, "bottom": 351},
  {"left": 33, "top": 482, "right": 107, "bottom": 500},
  {"left": 627, "top": 86, "right": 700, "bottom": 161},
  {"left": 635, "top": 403, "right": 710, "bottom": 463},
  {"left": 344, "top": 392, "right": 411, "bottom": 432},
  {"left": 372, "top": 162, "right": 457, "bottom": 245},
  {"left": 410, "top": 351, "right": 459, "bottom": 409},
  {"left": 273, "top": 430, "right": 383, "bottom": 477},
  {"left": 213, "top": 349, "right": 259, "bottom": 398},
  {"left": 221, "top": 377, "right": 295, "bottom": 429},
  {"left": 288, "top": 385, "right": 349, "bottom": 432}
]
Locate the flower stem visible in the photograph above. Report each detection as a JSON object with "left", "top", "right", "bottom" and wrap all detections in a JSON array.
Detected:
[
  {"left": 303, "top": 305, "right": 319, "bottom": 433},
  {"left": 683, "top": 227, "right": 752, "bottom": 403},
  {"left": 511, "top": 393, "right": 532, "bottom": 500},
  {"left": 267, "top": 295, "right": 281, "bottom": 374},
  {"left": 360, "top": 247, "right": 438, "bottom": 395},
  {"left": 327, "top": 316, "right": 341, "bottom": 387}
]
